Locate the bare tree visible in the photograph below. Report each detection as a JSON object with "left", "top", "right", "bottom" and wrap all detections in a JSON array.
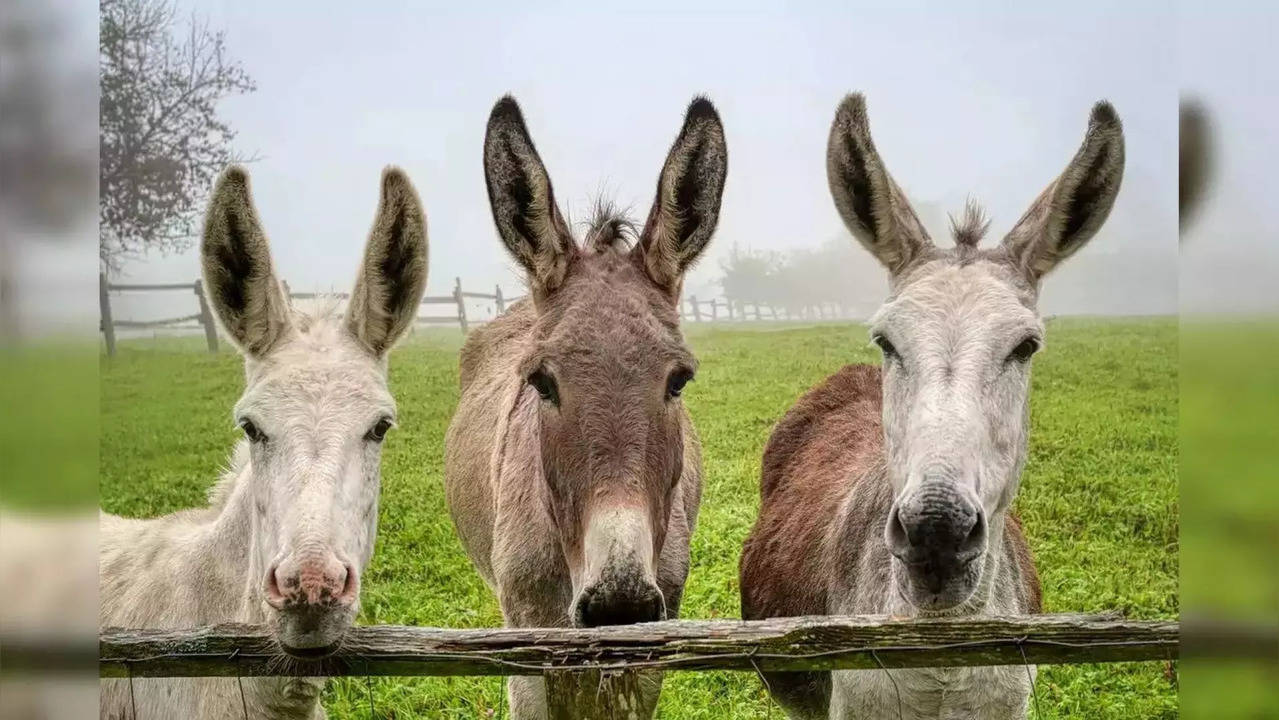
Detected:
[{"left": 99, "top": 0, "right": 256, "bottom": 273}]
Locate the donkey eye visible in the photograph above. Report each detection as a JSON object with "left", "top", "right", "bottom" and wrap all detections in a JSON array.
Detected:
[
  {"left": 528, "top": 368, "right": 560, "bottom": 406},
  {"left": 872, "top": 334, "right": 898, "bottom": 361},
  {"left": 1008, "top": 336, "right": 1041, "bottom": 364},
  {"left": 365, "top": 417, "right": 394, "bottom": 443},
  {"left": 666, "top": 368, "right": 694, "bottom": 400},
  {"left": 239, "top": 419, "right": 267, "bottom": 444}
]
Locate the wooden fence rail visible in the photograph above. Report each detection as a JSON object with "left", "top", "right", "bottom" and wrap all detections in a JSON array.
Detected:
[
  {"left": 99, "top": 613, "right": 1177, "bottom": 679},
  {"left": 100, "top": 272, "right": 858, "bottom": 356}
]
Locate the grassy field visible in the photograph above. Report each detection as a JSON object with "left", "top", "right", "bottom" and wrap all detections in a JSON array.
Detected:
[{"left": 100, "top": 317, "right": 1178, "bottom": 718}]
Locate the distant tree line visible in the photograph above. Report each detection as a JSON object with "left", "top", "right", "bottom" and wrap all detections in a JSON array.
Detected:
[{"left": 717, "top": 238, "right": 885, "bottom": 319}]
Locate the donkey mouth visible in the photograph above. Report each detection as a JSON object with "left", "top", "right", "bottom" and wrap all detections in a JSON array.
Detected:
[{"left": 279, "top": 640, "right": 343, "bottom": 659}]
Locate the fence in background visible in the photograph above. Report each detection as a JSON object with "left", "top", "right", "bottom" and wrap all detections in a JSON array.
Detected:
[{"left": 100, "top": 272, "right": 858, "bottom": 355}]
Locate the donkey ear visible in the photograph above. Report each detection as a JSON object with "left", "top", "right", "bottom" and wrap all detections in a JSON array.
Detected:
[
  {"left": 826, "top": 93, "right": 933, "bottom": 274},
  {"left": 200, "top": 166, "right": 291, "bottom": 357},
  {"left": 347, "top": 167, "right": 429, "bottom": 356},
  {"left": 483, "top": 96, "right": 573, "bottom": 296},
  {"left": 1002, "top": 101, "right": 1125, "bottom": 280},
  {"left": 637, "top": 97, "right": 728, "bottom": 294}
]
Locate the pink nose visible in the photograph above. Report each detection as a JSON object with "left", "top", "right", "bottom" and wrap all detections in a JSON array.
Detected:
[{"left": 265, "top": 554, "right": 357, "bottom": 610}]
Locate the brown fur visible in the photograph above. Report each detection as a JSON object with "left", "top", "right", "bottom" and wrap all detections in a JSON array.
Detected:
[
  {"left": 447, "top": 95, "right": 725, "bottom": 719},
  {"left": 740, "top": 364, "right": 1041, "bottom": 717}
]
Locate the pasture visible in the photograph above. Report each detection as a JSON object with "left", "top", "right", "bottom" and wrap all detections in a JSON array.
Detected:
[{"left": 100, "top": 317, "right": 1178, "bottom": 718}]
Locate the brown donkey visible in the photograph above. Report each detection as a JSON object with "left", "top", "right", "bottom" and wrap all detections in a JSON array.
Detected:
[
  {"left": 740, "top": 94, "right": 1124, "bottom": 719},
  {"left": 444, "top": 96, "right": 727, "bottom": 718}
]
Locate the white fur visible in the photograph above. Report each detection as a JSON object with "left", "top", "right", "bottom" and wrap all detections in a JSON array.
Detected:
[{"left": 99, "top": 308, "right": 397, "bottom": 720}]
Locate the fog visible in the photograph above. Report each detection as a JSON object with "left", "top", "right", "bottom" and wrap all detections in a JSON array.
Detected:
[{"left": 108, "top": 1, "right": 1184, "bottom": 322}]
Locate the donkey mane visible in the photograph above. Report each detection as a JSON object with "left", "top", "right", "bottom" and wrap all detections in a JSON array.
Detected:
[
  {"left": 579, "top": 198, "right": 638, "bottom": 254},
  {"left": 949, "top": 198, "right": 992, "bottom": 252}
]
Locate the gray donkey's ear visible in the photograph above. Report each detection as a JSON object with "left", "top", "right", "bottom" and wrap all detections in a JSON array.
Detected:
[
  {"left": 347, "top": 167, "right": 429, "bottom": 356},
  {"left": 1001, "top": 101, "right": 1125, "bottom": 280},
  {"left": 826, "top": 93, "right": 933, "bottom": 275},
  {"left": 637, "top": 96, "right": 728, "bottom": 294},
  {"left": 483, "top": 96, "right": 573, "bottom": 297},
  {"left": 201, "top": 166, "right": 292, "bottom": 357}
]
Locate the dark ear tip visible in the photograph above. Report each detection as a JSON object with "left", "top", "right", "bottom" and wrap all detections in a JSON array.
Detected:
[
  {"left": 217, "top": 164, "right": 250, "bottom": 191},
  {"left": 489, "top": 95, "right": 525, "bottom": 126},
  {"left": 685, "top": 95, "right": 721, "bottom": 125},
  {"left": 1089, "top": 100, "right": 1122, "bottom": 131},
  {"left": 834, "top": 92, "right": 871, "bottom": 135},
  {"left": 381, "top": 165, "right": 412, "bottom": 196}
]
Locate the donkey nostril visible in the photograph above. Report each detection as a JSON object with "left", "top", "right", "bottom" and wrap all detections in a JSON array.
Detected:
[
  {"left": 265, "top": 564, "right": 286, "bottom": 608},
  {"left": 959, "top": 511, "right": 986, "bottom": 556},
  {"left": 886, "top": 506, "right": 911, "bottom": 556},
  {"left": 338, "top": 563, "right": 357, "bottom": 601}
]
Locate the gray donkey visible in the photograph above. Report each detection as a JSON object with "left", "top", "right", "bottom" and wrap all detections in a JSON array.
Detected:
[
  {"left": 100, "top": 166, "right": 428, "bottom": 719},
  {"left": 444, "top": 95, "right": 727, "bottom": 719},
  {"left": 740, "top": 94, "right": 1124, "bottom": 719}
]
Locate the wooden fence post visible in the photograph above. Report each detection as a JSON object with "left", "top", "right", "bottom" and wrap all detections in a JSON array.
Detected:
[
  {"left": 710, "top": 299, "right": 718, "bottom": 321},
  {"left": 690, "top": 295, "right": 702, "bottom": 322},
  {"left": 545, "top": 669, "right": 646, "bottom": 720},
  {"left": 99, "top": 272, "right": 116, "bottom": 357},
  {"left": 754, "top": 302, "right": 763, "bottom": 321},
  {"left": 194, "top": 280, "right": 219, "bottom": 354},
  {"left": 454, "top": 277, "right": 469, "bottom": 334},
  {"left": 495, "top": 284, "right": 505, "bottom": 314}
]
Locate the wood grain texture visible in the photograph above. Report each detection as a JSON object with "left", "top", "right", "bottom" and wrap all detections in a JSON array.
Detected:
[{"left": 99, "top": 613, "right": 1178, "bottom": 679}]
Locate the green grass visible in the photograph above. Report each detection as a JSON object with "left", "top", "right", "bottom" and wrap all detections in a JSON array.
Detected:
[{"left": 100, "top": 318, "right": 1178, "bottom": 718}]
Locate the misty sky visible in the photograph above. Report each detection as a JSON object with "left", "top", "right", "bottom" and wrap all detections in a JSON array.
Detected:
[{"left": 110, "top": 0, "right": 1185, "bottom": 322}]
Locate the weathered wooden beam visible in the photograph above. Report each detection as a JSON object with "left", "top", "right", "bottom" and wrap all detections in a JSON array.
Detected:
[{"left": 99, "top": 613, "right": 1177, "bottom": 679}]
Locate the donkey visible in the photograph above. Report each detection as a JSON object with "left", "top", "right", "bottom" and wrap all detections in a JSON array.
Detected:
[
  {"left": 100, "top": 165, "right": 429, "bottom": 720},
  {"left": 740, "top": 94, "right": 1124, "bottom": 720},
  {"left": 444, "top": 95, "right": 727, "bottom": 718}
]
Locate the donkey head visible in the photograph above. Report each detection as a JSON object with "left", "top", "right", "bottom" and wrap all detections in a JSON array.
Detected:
[
  {"left": 201, "top": 166, "right": 428, "bottom": 654},
  {"left": 483, "top": 96, "right": 726, "bottom": 627},
  {"left": 826, "top": 94, "right": 1123, "bottom": 611}
]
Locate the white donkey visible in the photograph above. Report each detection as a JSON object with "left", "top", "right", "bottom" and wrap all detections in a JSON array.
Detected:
[
  {"left": 100, "top": 165, "right": 428, "bottom": 720},
  {"left": 741, "top": 95, "right": 1124, "bottom": 719}
]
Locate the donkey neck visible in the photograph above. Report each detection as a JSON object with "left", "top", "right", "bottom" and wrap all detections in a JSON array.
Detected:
[{"left": 171, "top": 448, "right": 268, "bottom": 625}]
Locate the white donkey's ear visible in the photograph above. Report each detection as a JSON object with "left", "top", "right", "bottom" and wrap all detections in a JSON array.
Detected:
[
  {"left": 201, "top": 166, "right": 292, "bottom": 357},
  {"left": 1001, "top": 101, "right": 1125, "bottom": 280},
  {"left": 826, "top": 93, "right": 934, "bottom": 275},
  {"left": 347, "top": 167, "right": 429, "bottom": 357},
  {"left": 636, "top": 96, "right": 728, "bottom": 295}
]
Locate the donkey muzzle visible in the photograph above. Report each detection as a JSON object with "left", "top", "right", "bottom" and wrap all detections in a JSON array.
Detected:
[
  {"left": 886, "top": 483, "right": 987, "bottom": 608},
  {"left": 266, "top": 552, "right": 359, "bottom": 655},
  {"left": 572, "top": 563, "right": 666, "bottom": 628}
]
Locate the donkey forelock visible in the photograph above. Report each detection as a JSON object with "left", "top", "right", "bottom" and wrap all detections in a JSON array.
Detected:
[{"left": 581, "top": 198, "right": 639, "bottom": 255}]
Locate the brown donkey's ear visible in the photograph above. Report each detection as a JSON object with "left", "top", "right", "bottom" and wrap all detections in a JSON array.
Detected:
[
  {"left": 826, "top": 93, "right": 933, "bottom": 275},
  {"left": 1001, "top": 101, "right": 1125, "bottom": 280},
  {"left": 482, "top": 96, "right": 573, "bottom": 297},
  {"left": 637, "top": 96, "right": 728, "bottom": 294},
  {"left": 347, "top": 167, "right": 429, "bottom": 357},
  {"left": 200, "top": 166, "right": 292, "bottom": 357}
]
